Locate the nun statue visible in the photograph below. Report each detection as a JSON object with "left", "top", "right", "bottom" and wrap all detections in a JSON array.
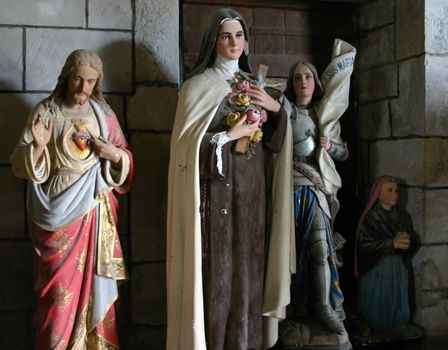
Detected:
[{"left": 167, "top": 8, "right": 292, "bottom": 350}]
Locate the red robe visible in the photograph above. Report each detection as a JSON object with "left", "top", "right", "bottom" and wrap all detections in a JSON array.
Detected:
[{"left": 12, "top": 102, "right": 133, "bottom": 350}]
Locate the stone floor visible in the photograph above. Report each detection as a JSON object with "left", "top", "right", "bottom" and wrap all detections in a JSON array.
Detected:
[
  {"left": 353, "top": 337, "right": 448, "bottom": 350},
  {"left": 271, "top": 336, "right": 448, "bottom": 350}
]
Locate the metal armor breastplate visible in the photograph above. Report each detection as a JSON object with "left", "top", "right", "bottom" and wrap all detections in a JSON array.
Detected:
[{"left": 291, "top": 107, "right": 318, "bottom": 158}]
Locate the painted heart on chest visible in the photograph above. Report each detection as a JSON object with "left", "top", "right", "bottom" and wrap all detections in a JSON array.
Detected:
[{"left": 72, "top": 131, "right": 90, "bottom": 151}]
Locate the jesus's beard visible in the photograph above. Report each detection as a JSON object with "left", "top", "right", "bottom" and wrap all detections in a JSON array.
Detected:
[{"left": 73, "top": 93, "right": 89, "bottom": 105}]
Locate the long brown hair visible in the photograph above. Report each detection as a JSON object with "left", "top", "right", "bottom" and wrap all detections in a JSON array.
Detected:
[
  {"left": 284, "top": 62, "right": 324, "bottom": 104},
  {"left": 44, "top": 49, "right": 112, "bottom": 115}
]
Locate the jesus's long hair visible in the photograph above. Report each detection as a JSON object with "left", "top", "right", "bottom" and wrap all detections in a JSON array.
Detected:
[{"left": 44, "top": 49, "right": 112, "bottom": 115}]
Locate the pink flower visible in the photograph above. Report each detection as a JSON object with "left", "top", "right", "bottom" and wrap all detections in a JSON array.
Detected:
[
  {"left": 245, "top": 108, "right": 261, "bottom": 123},
  {"left": 260, "top": 110, "right": 268, "bottom": 123},
  {"left": 235, "top": 80, "right": 251, "bottom": 92}
]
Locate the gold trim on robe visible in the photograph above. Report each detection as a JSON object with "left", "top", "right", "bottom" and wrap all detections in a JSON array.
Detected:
[{"left": 96, "top": 193, "right": 128, "bottom": 280}]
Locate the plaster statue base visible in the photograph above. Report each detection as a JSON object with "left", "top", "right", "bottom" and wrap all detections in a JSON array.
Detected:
[{"left": 280, "top": 318, "right": 352, "bottom": 350}]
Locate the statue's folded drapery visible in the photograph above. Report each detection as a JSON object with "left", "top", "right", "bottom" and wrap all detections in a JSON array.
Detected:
[{"left": 11, "top": 100, "right": 133, "bottom": 349}]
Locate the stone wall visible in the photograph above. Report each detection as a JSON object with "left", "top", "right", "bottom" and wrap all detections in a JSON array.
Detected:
[
  {"left": 357, "top": 0, "right": 448, "bottom": 336},
  {"left": 0, "top": 0, "right": 178, "bottom": 348},
  {"left": 2, "top": 0, "right": 448, "bottom": 347}
]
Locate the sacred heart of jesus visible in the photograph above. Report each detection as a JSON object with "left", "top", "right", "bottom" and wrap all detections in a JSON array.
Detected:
[
  {"left": 72, "top": 130, "right": 90, "bottom": 150},
  {"left": 71, "top": 120, "right": 91, "bottom": 151}
]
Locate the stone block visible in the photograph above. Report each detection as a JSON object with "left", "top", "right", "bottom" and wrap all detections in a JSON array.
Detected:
[
  {"left": 0, "top": 28, "right": 22, "bottom": 91},
  {"left": 130, "top": 133, "right": 170, "bottom": 262},
  {"left": 0, "top": 168, "right": 25, "bottom": 239},
  {"left": 414, "top": 302, "right": 448, "bottom": 336},
  {"left": 414, "top": 246, "right": 448, "bottom": 334},
  {"left": 116, "top": 194, "right": 129, "bottom": 238},
  {"left": 117, "top": 283, "right": 131, "bottom": 330},
  {"left": 0, "top": 312, "right": 31, "bottom": 350},
  {"left": 88, "top": 0, "right": 132, "bottom": 30},
  {"left": 414, "top": 246, "right": 448, "bottom": 290},
  {"left": 0, "top": 93, "right": 47, "bottom": 164},
  {"left": 369, "top": 139, "right": 424, "bottom": 186},
  {"left": 131, "top": 263, "right": 166, "bottom": 325},
  {"left": 358, "top": 101, "right": 390, "bottom": 139},
  {"left": 403, "top": 187, "right": 424, "bottom": 239},
  {"left": 425, "top": 0, "right": 448, "bottom": 54},
  {"left": 26, "top": 29, "right": 132, "bottom": 92},
  {"left": 0, "top": 241, "right": 35, "bottom": 311},
  {"left": 390, "top": 57, "right": 425, "bottom": 137},
  {"left": 359, "top": 140, "right": 369, "bottom": 184},
  {"left": 358, "top": 0, "right": 395, "bottom": 31},
  {"left": 104, "top": 94, "right": 125, "bottom": 128},
  {"left": 359, "top": 64, "right": 398, "bottom": 102},
  {"left": 0, "top": 241, "right": 33, "bottom": 276},
  {"left": 0, "top": 0, "right": 84, "bottom": 27},
  {"left": 424, "top": 139, "right": 448, "bottom": 187},
  {"left": 396, "top": 0, "right": 425, "bottom": 60},
  {"left": 126, "top": 325, "right": 166, "bottom": 350},
  {"left": 127, "top": 86, "right": 178, "bottom": 131},
  {"left": 424, "top": 189, "right": 448, "bottom": 243},
  {"left": 425, "top": 55, "right": 448, "bottom": 135},
  {"left": 358, "top": 25, "right": 394, "bottom": 69},
  {"left": 360, "top": 184, "right": 371, "bottom": 209},
  {"left": 0, "top": 275, "right": 35, "bottom": 311},
  {"left": 135, "top": 0, "right": 179, "bottom": 84}
]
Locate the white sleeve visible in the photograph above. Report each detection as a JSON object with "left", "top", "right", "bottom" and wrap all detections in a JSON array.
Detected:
[{"left": 210, "top": 131, "right": 233, "bottom": 176}]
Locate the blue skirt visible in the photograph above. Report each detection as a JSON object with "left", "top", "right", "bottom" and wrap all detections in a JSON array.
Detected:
[
  {"left": 292, "top": 186, "right": 344, "bottom": 312},
  {"left": 357, "top": 254, "right": 410, "bottom": 331}
]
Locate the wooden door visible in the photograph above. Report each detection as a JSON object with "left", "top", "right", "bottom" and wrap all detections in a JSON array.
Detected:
[{"left": 182, "top": 0, "right": 356, "bottom": 77}]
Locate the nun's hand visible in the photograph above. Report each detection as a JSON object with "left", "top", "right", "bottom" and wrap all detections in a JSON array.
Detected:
[
  {"left": 246, "top": 84, "right": 281, "bottom": 113},
  {"left": 227, "top": 115, "right": 260, "bottom": 140}
]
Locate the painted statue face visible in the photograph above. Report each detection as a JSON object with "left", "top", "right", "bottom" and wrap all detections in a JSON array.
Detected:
[
  {"left": 216, "top": 20, "right": 245, "bottom": 61},
  {"left": 378, "top": 181, "right": 399, "bottom": 211},
  {"left": 66, "top": 64, "right": 99, "bottom": 108},
  {"left": 293, "top": 64, "right": 315, "bottom": 105}
]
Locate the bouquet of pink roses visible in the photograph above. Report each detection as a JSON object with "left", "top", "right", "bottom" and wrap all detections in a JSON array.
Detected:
[{"left": 224, "top": 72, "right": 268, "bottom": 158}]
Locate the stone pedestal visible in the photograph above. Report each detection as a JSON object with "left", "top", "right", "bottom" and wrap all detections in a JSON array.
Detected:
[{"left": 281, "top": 319, "right": 352, "bottom": 350}]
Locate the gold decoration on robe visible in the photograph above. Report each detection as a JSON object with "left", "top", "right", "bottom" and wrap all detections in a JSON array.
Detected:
[
  {"left": 76, "top": 249, "right": 87, "bottom": 272},
  {"left": 103, "top": 312, "right": 115, "bottom": 331},
  {"left": 48, "top": 229, "right": 71, "bottom": 257},
  {"left": 87, "top": 331, "right": 118, "bottom": 350},
  {"left": 51, "top": 335, "right": 66, "bottom": 350},
  {"left": 70, "top": 303, "right": 88, "bottom": 349},
  {"left": 51, "top": 283, "right": 74, "bottom": 312},
  {"left": 96, "top": 193, "right": 128, "bottom": 280}
]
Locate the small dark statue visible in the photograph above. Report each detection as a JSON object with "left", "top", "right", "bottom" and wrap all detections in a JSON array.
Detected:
[{"left": 353, "top": 176, "right": 422, "bottom": 345}]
